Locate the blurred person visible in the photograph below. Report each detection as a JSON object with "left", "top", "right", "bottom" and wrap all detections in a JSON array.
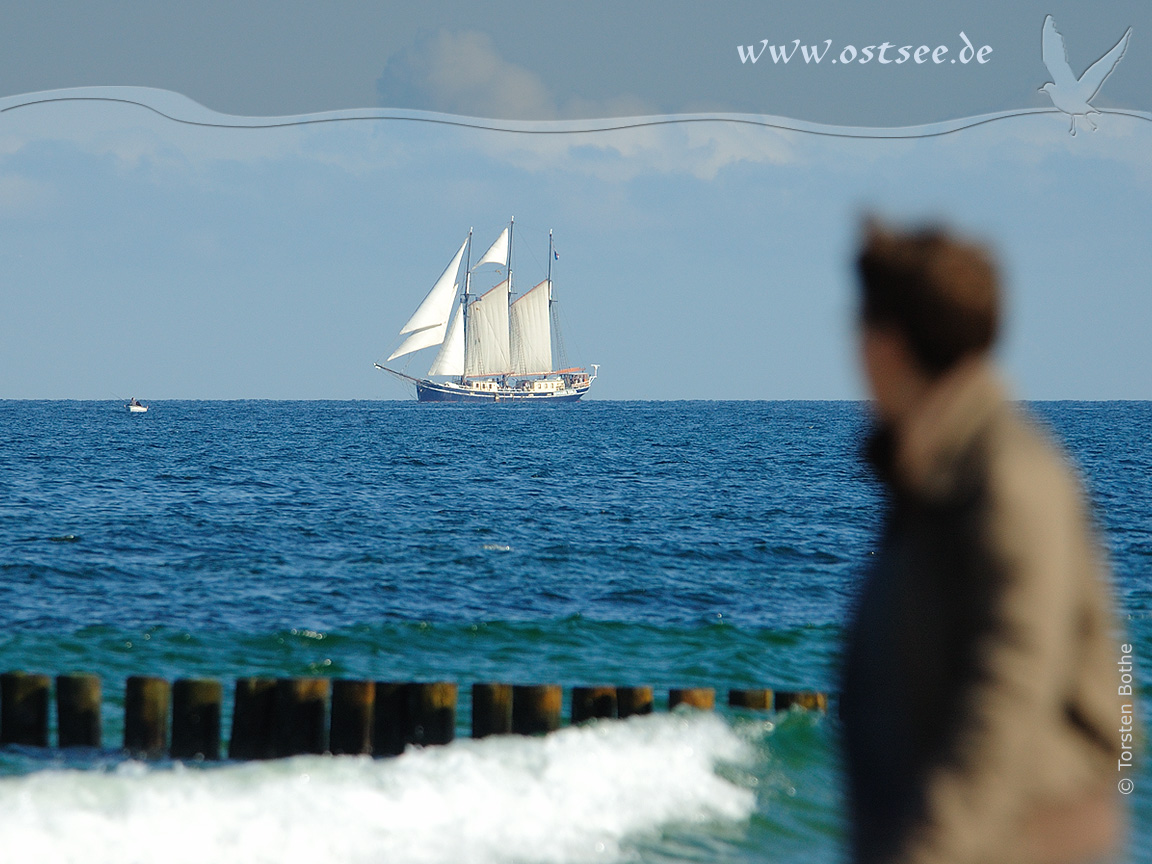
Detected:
[{"left": 840, "top": 220, "right": 1129, "bottom": 864}]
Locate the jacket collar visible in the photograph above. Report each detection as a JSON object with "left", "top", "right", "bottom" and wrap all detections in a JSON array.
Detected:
[{"left": 868, "top": 357, "right": 1006, "bottom": 501}]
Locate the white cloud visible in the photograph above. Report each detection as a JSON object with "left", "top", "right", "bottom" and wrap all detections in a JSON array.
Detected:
[
  {"left": 0, "top": 172, "right": 54, "bottom": 215},
  {"left": 423, "top": 31, "right": 555, "bottom": 119},
  {"left": 377, "top": 30, "right": 655, "bottom": 122},
  {"left": 3, "top": 84, "right": 1148, "bottom": 204},
  {"left": 0, "top": 86, "right": 805, "bottom": 187},
  {"left": 377, "top": 30, "right": 555, "bottom": 120},
  {"left": 459, "top": 117, "right": 801, "bottom": 181},
  {"left": 0, "top": 92, "right": 294, "bottom": 170}
]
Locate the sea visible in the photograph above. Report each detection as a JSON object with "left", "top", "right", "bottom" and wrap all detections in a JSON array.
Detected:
[{"left": 0, "top": 400, "right": 1148, "bottom": 864}]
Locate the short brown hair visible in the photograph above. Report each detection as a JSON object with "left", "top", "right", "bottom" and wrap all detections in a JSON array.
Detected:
[{"left": 857, "top": 219, "right": 1000, "bottom": 375}]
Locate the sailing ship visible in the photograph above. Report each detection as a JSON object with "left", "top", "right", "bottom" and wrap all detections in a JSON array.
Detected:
[{"left": 376, "top": 220, "right": 597, "bottom": 402}]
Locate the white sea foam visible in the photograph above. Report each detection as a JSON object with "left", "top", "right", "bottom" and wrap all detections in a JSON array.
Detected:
[{"left": 0, "top": 712, "right": 754, "bottom": 864}]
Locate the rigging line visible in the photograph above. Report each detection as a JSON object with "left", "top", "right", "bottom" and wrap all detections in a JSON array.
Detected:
[
  {"left": 377, "top": 348, "right": 417, "bottom": 375},
  {"left": 553, "top": 299, "right": 587, "bottom": 370},
  {"left": 551, "top": 300, "right": 570, "bottom": 372},
  {"left": 506, "top": 221, "right": 558, "bottom": 291},
  {"left": 4, "top": 95, "right": 1146, "bottom": 140},
  {"left": 515, "top": 232, "right": 548, "bottom": 286}
]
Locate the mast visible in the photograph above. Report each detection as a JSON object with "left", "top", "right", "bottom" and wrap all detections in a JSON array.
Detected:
[
  {"left": 507, "top": 217, "right": 514, "bottom": 300},
  {"left": 504, "top": 217, "right": 513, "bottom": 385},
  {"left": 460, "top": 227, "right": 473, "bottom": 384},
  {"left": 548, "top": 229, "right": 570, "bottom": 373},
  {"left": 548, "top": 229, "right": 555, "bottom": 374}
]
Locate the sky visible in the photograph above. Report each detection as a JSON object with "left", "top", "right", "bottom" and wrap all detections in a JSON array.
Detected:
[
  {"left": 0, "top": 3, "right": 1149, "bottom": 400},
  {"left": 1, "top": 2, "right": 1148, "bottom": 122}
]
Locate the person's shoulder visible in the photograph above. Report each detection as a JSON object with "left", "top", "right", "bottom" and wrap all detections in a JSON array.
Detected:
[{"left": 982, "top": 401, "right": 1088, "bottom": 537}]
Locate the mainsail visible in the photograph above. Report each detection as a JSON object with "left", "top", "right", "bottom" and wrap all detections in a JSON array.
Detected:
[
  {"left": 510, "top": 280, "right": 552, "bottom": 375},
  {"left": 464, "top": 280, "right": 511, "bottom": 376}
]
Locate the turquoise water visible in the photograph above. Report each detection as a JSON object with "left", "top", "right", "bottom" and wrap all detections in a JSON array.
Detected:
[{"left": 0, "top": 400, "right": 1147, "bottom": 863}]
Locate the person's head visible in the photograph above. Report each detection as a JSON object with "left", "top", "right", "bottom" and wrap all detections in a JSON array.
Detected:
[{"left": 856, "top": 219, "right": 1001, "bottom": 422}]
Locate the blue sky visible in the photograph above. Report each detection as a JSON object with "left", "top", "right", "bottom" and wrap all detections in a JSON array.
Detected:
[
  {"left": 1, "top": 89, "right": 1147, "bottom": 401},
  {"left": 2, "top": 3, "right": 1147, "bottom": 123},
  {"left": 0, "top": 3, "right": 1149, "bottom": 400}
]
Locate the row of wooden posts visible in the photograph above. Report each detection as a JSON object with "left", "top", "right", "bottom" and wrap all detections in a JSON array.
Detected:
[{"left": 0, "top": 672, "right": 827, "bottom": 761}]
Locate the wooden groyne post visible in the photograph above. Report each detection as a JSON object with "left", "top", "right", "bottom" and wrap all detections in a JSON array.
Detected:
[
  {"left": 376, "top": 681, "right": 457, "bottom": 756},
  {"left": 512, "top": 684, "right": 562, "bottom": 735},
  {"left": 0, "top": 670, "right": 828, "bottom": 761},
  {"left": 124, "top": 676, "right": 170, "bottom": 757},
  {"left": 775, "top": 690, "right": 828, "bottom": 712},
  {"left": 728, "top": 688, "right": 773, "bottom": 710},
  {"left": 617, "top": 685, "right": 654, "bottom": 717},
  {"left": 330, "top": 679, "right": 375, "bottom": 755},
  {"left": 56, "top": 674, "right": 102, "bottom": 747},
  {"left": 171, "top": 678, "right": 222, "bottom": 760},
  {"left": 0, "top": 672, "right": 51, "bottom": 747},
  {"left": 669, "top": 687, "right": 715, "bottom": 710},
  {"left": 229, "top": 677, "right": 277, "bottom": 760},
  {"left": 472, "top": 682, "right": 513, "bottom": 738},
  {"left": 273, "top": 677, "right": 329, "bottom": 757},
  {"left": 409, "top": 682, "right": 457, "bottom": 747},
  {"left": 571, "top": 686, "right": 617, "bottom": 723}
]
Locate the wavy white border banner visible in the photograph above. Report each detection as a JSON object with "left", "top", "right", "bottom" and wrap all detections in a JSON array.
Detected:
[{"left": 3, "top": 86, "right": 1150, "bottom": 141}]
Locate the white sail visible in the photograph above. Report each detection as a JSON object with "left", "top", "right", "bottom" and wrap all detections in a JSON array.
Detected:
[
  {"left": 427, "top": 303, "right": 464, "bottom": 376},
  {"left": 388, "top": 319, "right": 447, "bottom": 361},
  {"left": 473, "top": 227, "right": 509, "bottom": 270},
  {"left": 464, "top": 280, "right": 511, "bottom": 376},
  {"left": 399, "top": 239, "right": 467, "bottom": 335},
  {"left": 510, "top": 280, "right": 552, "bottom": 375}
]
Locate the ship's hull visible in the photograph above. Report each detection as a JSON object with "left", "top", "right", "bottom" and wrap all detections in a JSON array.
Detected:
[{"left": 415, "top": 379, "right": 589, "bottom": 403}]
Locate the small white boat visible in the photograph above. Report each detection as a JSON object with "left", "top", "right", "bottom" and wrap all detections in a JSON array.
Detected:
[{"left": 126, "top": 399, "right": 148, "bottom": 413}]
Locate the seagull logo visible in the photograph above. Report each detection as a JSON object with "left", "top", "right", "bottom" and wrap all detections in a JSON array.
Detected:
[{"left": 1039, "top": 15, "right": 1132, "bottom": 135}]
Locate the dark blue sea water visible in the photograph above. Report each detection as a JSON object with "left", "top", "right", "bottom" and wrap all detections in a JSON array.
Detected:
[{"left": 0, "top": 400, "right": 1148, "bottom": 863}]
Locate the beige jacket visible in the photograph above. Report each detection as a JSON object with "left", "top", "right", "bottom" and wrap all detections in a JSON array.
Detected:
[{"left": 841, "top": 359, "right": 1127, "bottom": 864}]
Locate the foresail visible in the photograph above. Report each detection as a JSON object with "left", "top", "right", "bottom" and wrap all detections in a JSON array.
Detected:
[
  {"left": 427, "top": 304, "right": 464, "bottom": 376},
  {"left": 388, "top": 320, "right": 446, "bottom": 362},
  {"left": 473, "top": 228, "right": 509, "bottom": 270},
  {"left": 510, "top": 280, "right": 552, "bottom": 375},
  {"left": 464, "top": 280, "right": 511, "bottom": 376},
  {"left": 399, "top": 239, "right": 467, "bottom": 336}
]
